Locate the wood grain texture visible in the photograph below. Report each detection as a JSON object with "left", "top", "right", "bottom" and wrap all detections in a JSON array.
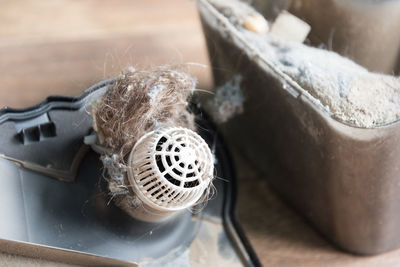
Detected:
[
  {"left": 235, "top": 150, "right": 400, "bottom": 266},
  {"left": 0, "top": 0, "right": 211, "bottom": 108}
]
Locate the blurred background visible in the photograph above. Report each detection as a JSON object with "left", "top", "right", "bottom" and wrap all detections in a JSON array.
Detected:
[
  {"left": 3, "top": 1, "right": 400, "bottom": 266},
  {"left": 0, "top": 0, "right": 211, "bottom": 108}
]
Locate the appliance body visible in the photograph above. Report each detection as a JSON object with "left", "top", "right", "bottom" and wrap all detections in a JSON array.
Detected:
[
  {"left": 0, "top": 79, "right": 259, "bottom": 266},
  {"left": 197, "top": 0, "right": 400, "bottom": 255}
]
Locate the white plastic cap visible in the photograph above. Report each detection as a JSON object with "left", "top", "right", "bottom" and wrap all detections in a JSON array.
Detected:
[{"left": 127, "top": 127, "right": 214, "bottom": 222}]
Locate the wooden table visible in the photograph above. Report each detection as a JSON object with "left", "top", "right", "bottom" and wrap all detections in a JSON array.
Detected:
[
  {"left": 1, "top": 0, "right": 400, "bottom": 266},
  {"left": 0, "top": 0, "right": 211, "bottom": 108},
  {"left": 236, "top": 151, "right": 400, "bottom": 266}
]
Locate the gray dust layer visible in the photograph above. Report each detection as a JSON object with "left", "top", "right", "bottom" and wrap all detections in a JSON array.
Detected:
[{"left": 210, "top": 0, "right": 400, "bottom": 128}]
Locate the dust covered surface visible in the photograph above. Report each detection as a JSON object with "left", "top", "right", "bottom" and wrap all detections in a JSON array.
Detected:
[{"left": 206, "top": 0, "right": 400, "bottom": 128}]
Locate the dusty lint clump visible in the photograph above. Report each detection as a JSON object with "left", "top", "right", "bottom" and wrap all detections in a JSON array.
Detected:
[
  {"left": 94, "top": 67, "right": 196, "bottom": 156},
  {"left": 208, "top": 74, "right": 244, "bottom": 123},
  {"left": 92, "top": 66, "right": 197, "bottom": 213}
]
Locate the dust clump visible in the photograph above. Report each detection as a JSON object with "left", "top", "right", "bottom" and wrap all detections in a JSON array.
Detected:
[
  {"left": 92, "top": 66, "right": 196, "bottom": 209},
  {"left": 94, "top": 66, "right": 196, "bottom": 157},
  {"left": 208, "top": 74, "right": 245, "bottom": 123}
]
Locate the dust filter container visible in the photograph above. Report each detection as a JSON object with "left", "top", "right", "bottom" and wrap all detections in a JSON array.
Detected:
[{"left": 127, "top": 127, "right": 214, "bottom": 222}]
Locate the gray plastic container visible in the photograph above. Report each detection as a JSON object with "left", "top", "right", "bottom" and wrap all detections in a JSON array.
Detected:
[{"left": 197, "top": 0, "right": 400, "bottom": 255}]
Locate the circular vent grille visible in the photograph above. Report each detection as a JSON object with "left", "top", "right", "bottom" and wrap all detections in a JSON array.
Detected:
[{"left": 128, "top": 127, "right": 214, "bottom": 211}]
